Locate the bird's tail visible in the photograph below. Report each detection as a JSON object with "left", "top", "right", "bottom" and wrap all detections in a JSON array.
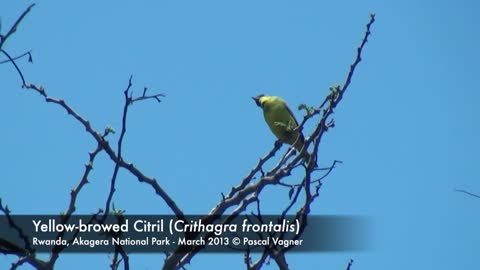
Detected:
[{"left": 294, "top": 138, "right": 317, "bottom": 168}]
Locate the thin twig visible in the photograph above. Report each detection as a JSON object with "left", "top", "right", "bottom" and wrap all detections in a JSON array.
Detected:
[
  {"left": 0, "top": 50, "right": 32, "bottom": 64},
  {"left": 345, "top": 259, "right": 354, "bottom": 270},
  {"left": 1, "top": 49, "right": 26, "bottom": 86},
  {"left": 0, "top": 4, "right": 35, "bottom": 49},
  {"left": 130, "top": 87, "right": 165, "bottom": 104},
  {"left": 454, "top": 189, "right": 480, "bottom": 199},
  {"left": 103, "top": 76, "right": 133, "bottom": 217},
  {"left": 46, "top": 144, "right": 103, "bottom": 266}
]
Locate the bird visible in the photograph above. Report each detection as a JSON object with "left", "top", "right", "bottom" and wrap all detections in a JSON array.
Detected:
[{"left": 252, "top": 94, "right": 309, "bottom": 158}]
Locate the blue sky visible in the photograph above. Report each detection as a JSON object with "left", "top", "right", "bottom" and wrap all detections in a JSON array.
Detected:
[{"left": 1, "top": 0, "right": 479, "bottom": 269}]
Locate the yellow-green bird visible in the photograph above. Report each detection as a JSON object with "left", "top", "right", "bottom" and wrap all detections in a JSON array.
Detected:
[{"left": 252, "top": 94, "right": 306, "bottom": 153}]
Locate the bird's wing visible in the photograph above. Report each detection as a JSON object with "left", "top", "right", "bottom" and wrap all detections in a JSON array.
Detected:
[
  {"left": 281, "top": 99, "right": 305, "bottom": 150},
  {"left": 281, "top": 99, "right": 300, "bottom": 127}
]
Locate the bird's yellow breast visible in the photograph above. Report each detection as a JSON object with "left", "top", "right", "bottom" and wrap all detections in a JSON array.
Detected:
[{"left": 260, "top": 96, "right": 302, "bottom": 148}]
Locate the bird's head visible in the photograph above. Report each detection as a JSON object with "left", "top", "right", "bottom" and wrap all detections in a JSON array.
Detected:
[{"left": 252, "top": 94, "right": 266, "bottom": 108}]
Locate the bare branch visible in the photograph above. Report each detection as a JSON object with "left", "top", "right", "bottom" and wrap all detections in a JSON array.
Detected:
[
  {"left": 454, "top": 188, "right": 480, "bottom": 199},
  {"left": 0, "top": 4, "right": 35, "bottom": 87},
  {"left": 131, "top": 87, "right": 165, "bottom": 104},
  {"left": 44, "top": 144, "right": 103, "bottom": 267},
  {"left": 269, "top": 251, "right": 289, "bottom": 270},
  {"left": 227, "top": 142, "right": 282, "bottom": 198},
  {"left": 0, "top": 4, "right": 35, "bottom": 49},
  {"left": 0, "top": 201, "right": 33, "bottom": 253},
  {"left": 1, "top": 49, "right": 26, "bottom": 86},
  {"left": 22, "top": 83, "right": 184, "bottom": 221},
  {"left": 0, "top": 201, "right": 49, "bottom": 270},
  {"left": 249, "top": 251, "right": 269, "bottom": 270},
  {"left": 103, "top": 76, "right": 134, "bottom": 217},
  {"left": 342, "top": 13, "right": 375, "bottom": 94},
  {"left": 0, "top": 50, "right": 32, "bottom": 64},
  {"left": 345, "top": 259, "right": 354, "bottom": 270}
]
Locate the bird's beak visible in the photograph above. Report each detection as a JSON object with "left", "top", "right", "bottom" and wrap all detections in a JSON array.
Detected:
[{"left": 252, "top": 96, "right": 261, "bottom": 107}]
